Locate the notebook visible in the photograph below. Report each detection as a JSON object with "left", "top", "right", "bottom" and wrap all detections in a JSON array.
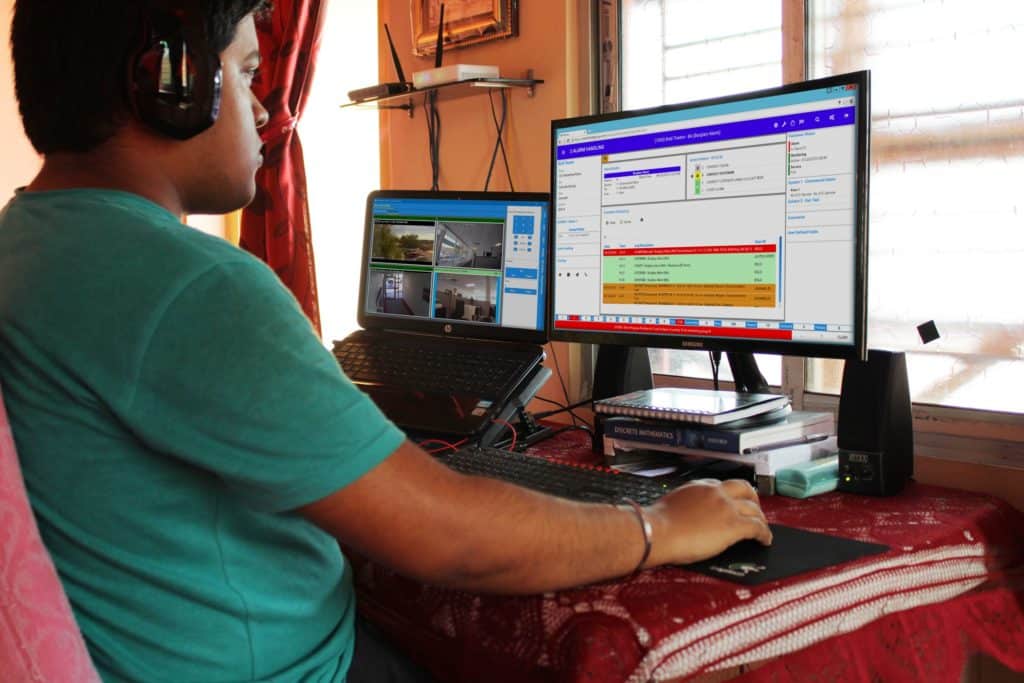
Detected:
[
  {"left": 333, "top": 190, "right": 551, "bottom": 438},
  {"left": 594, "top": 387, "right": 789, "bottom": 425}
]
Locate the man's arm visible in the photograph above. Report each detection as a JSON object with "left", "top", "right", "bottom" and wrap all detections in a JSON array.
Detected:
[{"left": 298, "top": 440, "right": 771, "bottom": 595}]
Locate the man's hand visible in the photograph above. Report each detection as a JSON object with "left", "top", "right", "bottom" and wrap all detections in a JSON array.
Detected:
[{"left": 645, "top": 478, "right": 773, "bottom": 567}]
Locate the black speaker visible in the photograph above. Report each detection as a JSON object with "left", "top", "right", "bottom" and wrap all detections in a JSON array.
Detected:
[
  {"left": 836, "top": 350, "right": 914, "bottom": 495},
  {"left": 130, "top": 0, "right": 222, "bottom": 140}
]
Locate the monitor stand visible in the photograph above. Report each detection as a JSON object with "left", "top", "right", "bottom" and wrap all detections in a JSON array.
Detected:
[
  {"left": 478, "top": 365, "right": 553, "bottom": 448},
  {"left": 592, "top": 345, "right": 654, "bottom": 401},
  {"left": 590, "top": 345, "right": 653, "bottom": 451},
  {"left": 725, "top": 351, "right": 771, "bottom": 394},
  {"left": 590, "top": 347, "right": 768, "bottom": 397}
]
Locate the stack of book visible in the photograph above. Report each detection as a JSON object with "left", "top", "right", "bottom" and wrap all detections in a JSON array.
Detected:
[{"left": 595, "top": 387, "right": 837, "bottom": 493}]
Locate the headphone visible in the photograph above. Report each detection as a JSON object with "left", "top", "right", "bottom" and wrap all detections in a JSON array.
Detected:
[{"left": 129, "top": 0, "right": 222, "bottom": 140}]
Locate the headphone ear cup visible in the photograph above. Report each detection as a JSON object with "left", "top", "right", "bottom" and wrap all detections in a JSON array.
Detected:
[{"left": 129, "top": 5, "right": 221, "bottom": 140}]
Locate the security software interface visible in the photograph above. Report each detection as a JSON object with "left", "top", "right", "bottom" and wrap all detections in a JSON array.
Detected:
[
  {"left": 553, "top": 82, "right": 860, "bottom": 347},
  {"left": 367, "top": 197, "right": 548, "bottom": 332}
]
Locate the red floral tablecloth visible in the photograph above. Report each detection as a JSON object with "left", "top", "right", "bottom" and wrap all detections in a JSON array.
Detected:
[{"left": 353, "top": 429, "right": 1024, "bottom": 682}]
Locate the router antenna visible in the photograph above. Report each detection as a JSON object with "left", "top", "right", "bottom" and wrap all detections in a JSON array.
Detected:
[
  {"left": 383, "top": 24, "right": 406, "bottom": 84},
  {"left": 434, "top": 3, "right": 445, "bottom": 69}
]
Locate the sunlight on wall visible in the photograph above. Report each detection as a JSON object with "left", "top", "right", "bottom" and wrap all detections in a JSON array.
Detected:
[
  {"left": 1, "top": 0, "right": 42, "bottom": 199},
  {"left": 302, "top": 0, "right": 380, "bottom": 345}
]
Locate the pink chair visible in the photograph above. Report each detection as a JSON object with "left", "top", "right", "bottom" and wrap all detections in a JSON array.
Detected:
[{"left": 0, "top": 383, "right": 101, "bottom": 681}]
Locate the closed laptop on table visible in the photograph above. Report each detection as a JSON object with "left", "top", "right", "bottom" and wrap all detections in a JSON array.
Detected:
[{"left": 333, "top": 190, "right": 551, "bottom": 438}]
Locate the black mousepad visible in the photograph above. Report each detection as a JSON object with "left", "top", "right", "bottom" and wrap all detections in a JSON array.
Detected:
[{"left": 685, "top": 524, "right": 889, "bottom": 585}]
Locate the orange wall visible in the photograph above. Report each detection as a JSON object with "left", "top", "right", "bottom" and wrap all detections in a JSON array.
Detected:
[
  {"left": 1, "top": 0, "right": 42, "bottom": 199},
  {"left": 378, "top": 1, "right": 583, "bottom": 414},
  {"left": 378, "top": 2, "right": 573, "bottom": 193}
]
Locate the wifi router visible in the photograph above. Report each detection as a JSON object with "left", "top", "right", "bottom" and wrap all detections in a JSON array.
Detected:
[
  {"left": 346, "top": 23, "right": 412, "bottom": 103},
  {"left": 412, "top": 64, "right": 500, "bottom": 89},
  {"left": 347, "top": 82, "right": 412, "bottom": 103}
]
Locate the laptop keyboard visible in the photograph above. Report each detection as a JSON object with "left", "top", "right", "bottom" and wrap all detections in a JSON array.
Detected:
[
  {"left": 334, "top": 337, "right": 528, "bottom": 396},
  {"left": 436, "top": 446, "right": 694, "bottom": 505}
]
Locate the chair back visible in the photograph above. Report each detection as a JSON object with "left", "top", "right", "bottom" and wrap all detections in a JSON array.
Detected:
[{"left": 0, "top": 383, "right": 101, "bottom": 681}]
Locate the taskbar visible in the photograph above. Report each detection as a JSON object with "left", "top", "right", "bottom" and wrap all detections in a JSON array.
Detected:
[{"left": 554, "top": 318, "right": 853, "bottom": 344}]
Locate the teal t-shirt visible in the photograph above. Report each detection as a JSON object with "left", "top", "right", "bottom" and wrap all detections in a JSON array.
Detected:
[{"left": 0, "top": 189, "right": 406, "bottom": 682}]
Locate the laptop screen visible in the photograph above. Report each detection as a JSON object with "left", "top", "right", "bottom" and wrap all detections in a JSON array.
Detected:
[{"left": 358, "top": 190, "right": 551, "bottom": 344}]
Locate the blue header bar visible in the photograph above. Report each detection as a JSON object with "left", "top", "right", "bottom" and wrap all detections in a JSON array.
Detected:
[
  {"left": 557, "top": 84, "right": 855, "bottom": 138},
  {"left": 605, "top": 165, "right": 681, "bottom": 179},
  {"left": 558, "top": 106, "right": 855, "bottom": 160}
]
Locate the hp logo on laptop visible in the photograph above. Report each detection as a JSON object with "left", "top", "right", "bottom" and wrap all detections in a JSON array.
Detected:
[{"left": 444, "top": 324, "right": 453, "bottom": 334}]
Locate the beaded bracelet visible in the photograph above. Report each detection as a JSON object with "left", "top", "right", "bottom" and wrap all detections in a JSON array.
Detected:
[{"left": 621, "top": 497, "right": 653, "bottom": 574}]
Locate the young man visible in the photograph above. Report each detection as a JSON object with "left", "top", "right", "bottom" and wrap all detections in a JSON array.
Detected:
[{"left": 0, "top": 1, "right": 772, "bottom": 681}]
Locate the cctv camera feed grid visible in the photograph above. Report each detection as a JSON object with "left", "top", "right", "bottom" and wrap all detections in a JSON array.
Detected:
[
  {"left": 553, "top": 81, "right": 861, "bottom": 348},
  {"left": 367, "top": 197, "right": 548, "bottom": 331}
]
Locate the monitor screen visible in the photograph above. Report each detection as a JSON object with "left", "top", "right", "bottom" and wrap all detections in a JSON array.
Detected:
[
  {"left": 358, "top": 190, "right": 550, "bottom": 344},
  {"left": 549, "top": 71, "right": 869, "bottom": 360}
]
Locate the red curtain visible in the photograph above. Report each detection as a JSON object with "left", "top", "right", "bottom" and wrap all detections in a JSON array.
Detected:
[{"left": 241, "top": 1, "right": 326, "bottom": 334}]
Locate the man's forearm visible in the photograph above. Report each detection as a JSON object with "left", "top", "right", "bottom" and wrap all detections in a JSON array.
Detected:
[
  {"left": 299, "top": 440, "right": 652, "bottom": 594},
  {"left": 424, "top": 473, "right": 650, "bottom": 594}
]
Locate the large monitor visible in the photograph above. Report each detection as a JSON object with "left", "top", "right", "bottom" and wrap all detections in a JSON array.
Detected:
[{"left": 549, "top": 72, "right": 870, "bottom": 367}]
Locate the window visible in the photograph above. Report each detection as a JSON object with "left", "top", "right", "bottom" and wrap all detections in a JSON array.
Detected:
[
  {"left": 807, "top": 0, "right": 1024, "bottom": 414},
  {"left": 302, "top": 0, "right": 379, "bottom": 345},
  {"left": 619, "top": 0, "right": 1024, "bottom": 420}
]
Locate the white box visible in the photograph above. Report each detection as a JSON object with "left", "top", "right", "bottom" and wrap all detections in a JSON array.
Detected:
[{"left": 412, "top": 64, "right": 500, "bottom": 89}]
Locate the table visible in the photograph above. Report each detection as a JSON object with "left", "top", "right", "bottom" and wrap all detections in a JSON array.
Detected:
[{"left": 352, "top": 429, "right": 1024, "bottom": 683}]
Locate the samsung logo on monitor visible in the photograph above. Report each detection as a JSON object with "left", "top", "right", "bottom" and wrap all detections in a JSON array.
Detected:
[{"left": 679, "top": 340, "right": 705, "bottom": 348}]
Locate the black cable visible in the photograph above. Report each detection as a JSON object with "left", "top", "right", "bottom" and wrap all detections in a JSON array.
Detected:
[
  {"left": 483, "top": 89, "right": 507, "bottom": 190},
  {"left": 529, "top": 396, "right": 595, "bottom": 430},
  {"left": 493, "top": 89, "right": 514, "bottom": 191},
  {"left": 483, "top": 89, "right": 514, "bottom": 191},
  {"left": 532, "top": 397, "right": 593, "bottom": 419},
  {"left": 548, "top": 343, "right": 583, "bottom": 427},
  {"left": 424, "top": 91, "right": 442, "bottom": 191},
  {"left": 710, "top": 350, "right": 721, "bottom": 391},
  {"left": 432, "top": 95, "right": 441, "bottom": 190},
  {"left": 424, "top": 93, "right": 433, "bottom": 187}
]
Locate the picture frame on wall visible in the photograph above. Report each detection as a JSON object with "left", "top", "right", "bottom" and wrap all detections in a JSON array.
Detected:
[{"left": 410, "top": 0, "right": 519, "bottom": 56}]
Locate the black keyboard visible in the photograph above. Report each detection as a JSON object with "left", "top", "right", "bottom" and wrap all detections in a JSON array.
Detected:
[
  {"left": 333, "top": 338, "right": 527, "bottom": 396},
  {"left": 436, "top": 446, "right": 695, "bottom": 505}
]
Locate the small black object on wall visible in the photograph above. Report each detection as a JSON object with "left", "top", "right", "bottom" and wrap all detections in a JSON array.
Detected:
[{"left": 836, "top": 350, "right": 914, "bottom": 496}]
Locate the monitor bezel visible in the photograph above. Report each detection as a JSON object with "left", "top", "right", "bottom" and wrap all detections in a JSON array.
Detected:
[
  {"left": 358, "top": 189, "right": 551, "bottom": 345},
  {"left": 547, "top": 70, "right": 870, "bottom": 361}
]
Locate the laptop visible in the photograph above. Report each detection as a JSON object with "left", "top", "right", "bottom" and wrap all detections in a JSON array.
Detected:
[{"left": 333, "top": 189, "right": 551, "bottom": 438}]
